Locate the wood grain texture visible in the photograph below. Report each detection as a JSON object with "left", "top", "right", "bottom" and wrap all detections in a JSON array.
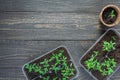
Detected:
[
  {"left": 0, "top": 12, "right": 100, "bottom": 40},
  {"left": 0, "top": 0, "right": 120, "bottom": 80},
  {"left": 0, "top": 0, "right": 120, "bottom": 12},
  {"left": 0, "top": 12, "right": 120, "bottom": 40},
  {"left": 0, "top": 0, "right": 102, "bottom": 12}
]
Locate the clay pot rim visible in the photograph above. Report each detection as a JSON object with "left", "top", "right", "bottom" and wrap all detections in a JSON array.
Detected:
[{"left": 99, "top": 4, "right": 120, "bottom": 27}]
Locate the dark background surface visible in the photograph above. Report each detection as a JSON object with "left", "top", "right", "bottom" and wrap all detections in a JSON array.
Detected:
[{"left": 0, "top": 0, "right": 120, "bottom": 80}]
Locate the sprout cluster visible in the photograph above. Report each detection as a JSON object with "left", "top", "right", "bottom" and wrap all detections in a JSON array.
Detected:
[
  {"left": 85, "top": 36, "right": 117, "bottom": 76},
  {"left": 25, "top": 49, "right": 75, "bottom": 80}
]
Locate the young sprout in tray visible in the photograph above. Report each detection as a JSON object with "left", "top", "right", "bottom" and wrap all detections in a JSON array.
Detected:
[
  {"left": 102, "top": 40, "right": 116, "bottom": 52},
  {"left": 24, "top": 48, "right": 76, "bottom": 80},
  {"left": 84, "top": 51, "right": 116, "bottom": 76}
]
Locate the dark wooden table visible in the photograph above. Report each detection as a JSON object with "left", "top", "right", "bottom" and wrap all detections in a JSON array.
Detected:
[{"left": 0, "top": 0, "right": 120, "bottom": 80}]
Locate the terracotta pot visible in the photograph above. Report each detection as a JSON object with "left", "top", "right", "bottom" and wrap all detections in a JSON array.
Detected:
[{"left": 99, "top": 5, "right": 120, "bottom": 27}]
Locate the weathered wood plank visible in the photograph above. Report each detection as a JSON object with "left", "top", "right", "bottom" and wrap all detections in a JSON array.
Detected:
[
  {"left": 0, "top": 24, "right": 120, "bottom": 40},
  {"left": 0, "top": 12, "right": 98, "bottom": 24},
  {"left": 0, "top": 0, "right": 102, "bottom": 12},
  {"left": 0, "top": 28, "right": 102, "bottom": 40},
  {"left": 0, "top": 12, "right": 98, "bottom": 40},
  {"left": 0, "top": 12, "right": 120, "bottom": 40},
  {"left": 0, "top": 0, "right": 120, "bottom": 12}
]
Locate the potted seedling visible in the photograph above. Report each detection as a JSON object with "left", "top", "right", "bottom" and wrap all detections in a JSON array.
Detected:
[
  {"left": 99, "top": 5, "right": 120, "bottom": 27},
  {"left": 22, "top": 46, "right": 79, "bottom": 80},
  {"left": 80, "top": 29, "right": 120, "bottom": 80}
]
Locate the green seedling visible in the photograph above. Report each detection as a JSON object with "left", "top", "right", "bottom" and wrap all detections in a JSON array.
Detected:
[
  {"left": 25, "top": 64, "right": 33, "bottom": 72},
  {"left": 49, "top": 50, "right": 64, "bottom": 62},
  {"left": 61, "top": 66, "right": 70, "bottom": 79},
  {"left": 34, "top": 65, "right": 41, "bottom": 73},
  {"left": 49, "top": 53, "right": 56, "bottom": 61},
  {"left": 85, "top": 58, "right": 98, "bottom": 70},
  {"left": 102, "top": 58, "right": 116, "bottom": 68},
  {"left": 101, "top": 58, "right": 116, "bottom": 76},
  {"left": 61, "top": 56, "right": 67, "bottom": 62},
  {"left": 109, "top": 10, "right": 115, "bottom": 18},
  {"left": 95, "top": 62, "right": 102, "bottom": 72},
  {"left": 107, "top": 67, "right": 114, "bottom": 75},
  {"left": 43, "top": 76, "right": 50, "bottom": 80},
  {"left": 85, "top": 51, "right": 99, "bottom": 70},
  {"left": 62, "top": 78, "right": 67, "bottom": 80},
  {"left": 58, "top": 49, "right": 64, "bottom": 57},
  {"left": 25, "top": 49, "right": 75, "bottom": 79},
  {"left": 40, "top": 59, "right": 50, "bottom": 68},
  {"left": 69, "top": 63, "right": 75, "bottom": 75},
  {"left": 84, "top": 50, "right": 116, "bottom": 76},
  {"left": 52, "top": 53, "right": 59, "bottom": 60},
  {"left": 53, "top": 77, "right": 58, "bottom": 80},
  {"left": 102, "top": 40, "right": 116, "bottom": 52},
  {"left": 51, "top": 64, "right": 61, "bottom": 74},
  {"left": 101, "top": 69, "right": 107, "bottom": 76},
  {"left": 112, "top": 36, "right": 116, "bottom": 41},
  {"left": 61, "top": 63, "right": 75, "bottom": 79},
  {"left": 25, "top": 63, "right": 46, "bottom": 75}
]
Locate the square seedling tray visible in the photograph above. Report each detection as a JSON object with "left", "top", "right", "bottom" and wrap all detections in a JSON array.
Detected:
[
  {"left": 80, "top": 29, "right": 120, "bottom": 80},
  {"left": 22, "top": 46, "right": 79, "bottom": 80}
]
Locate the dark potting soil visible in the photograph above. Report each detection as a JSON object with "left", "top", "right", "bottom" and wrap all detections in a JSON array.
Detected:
[
  {"left": 108, "top": 43, "right": 120, "bottom": 64},
  {"left": 23, "top": 47, "right": 77, "bottom": 80},
  {"left": 80, "top": 30, "right": 120, "bottom": 80},
  {"left": 102, "top": 7, "right": 118, "bottom": 24}
]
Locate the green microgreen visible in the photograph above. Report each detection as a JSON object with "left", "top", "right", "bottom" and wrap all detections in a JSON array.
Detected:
[
  {"left": 25, "top": 49, "right": 76, "bottom": 79},
  {"left": 85, "top": 51, "right": 99, "bottom": 70},
  {"left": 102, "top": 40, "right": 116, "bottom": 52},
  {"left": 109, "top": 10, "right": 115, "bottom": 18},
  {"left": 84, "top": 50, "right": 116, "bottom": 76}
]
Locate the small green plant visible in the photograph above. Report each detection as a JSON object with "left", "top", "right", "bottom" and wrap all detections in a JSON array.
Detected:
[
  {"left": 61, "top": 63, "right": 75, "bottom": 79},
  {"left": 102, "top": 40, "right": 116, "bottom": 52},
  {"left": 40, "top": 59, "right": 49, "bottom": 67},
  {"left": 69, "top": 63, "right": 75, "bottom": 75},
  {"left": 84, "top": 50, "right": 116, "bottom": 76},
  {"left": 85, "top": 51, "right": 99, "bottom": 70},
  {"left": 95, "top": 62, "right": 102, "bottom": 72},
  {"left": 83, "top": 36, "right": 117, "bottom": 78},
  {"left": 112, "top": 36, "right": 116, "bottom": 41},
  {"left": 43, "top": 76, "right": 50, "bottom": 80},
  {"left": 100, "top": 58, "right": 116, "bottom": 76},
  {"left": 109, "top": 10, "right": 115, "bottom": 18},
  {"left": 53, "top": 77, "right": 58, "bottom": 80},
  {"left": 25, "top": 64, "right": 33, "bottom": 73},
  {"left": 25, "top": 49, "right": 76, "bottom": 80},
  {"left": 51, "top": 64, "right": 61, "bottom": 74}
]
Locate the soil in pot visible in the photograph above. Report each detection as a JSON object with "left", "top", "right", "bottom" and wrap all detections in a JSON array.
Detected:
[
  {"left": 80, "top": 30, "right": 120, "bottom": 80},
  {"left": 23, "top": 47, "right": 77, "bottom": 80},
  {"left": 102, "top": 7, "right": 118, "bottom": 24}
]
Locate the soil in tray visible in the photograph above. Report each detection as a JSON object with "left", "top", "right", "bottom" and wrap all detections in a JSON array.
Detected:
[
  {"left": 102, "top": 7, "right": 118, "bottom": 24},
  {"left": 81, "top": 30, "right": 119, "bottom": 63},
  {"left": 108, "top": 43, "right": 120, "bottom": 64},
  {"left": 91, "top": 57, "right": 118, "bottom": 80},
  {"left": 23, "top": 47, "right": 77, "bottom": 80},
  {"left": 80, "top": 30, "right": 120, "bottom": 80}
]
